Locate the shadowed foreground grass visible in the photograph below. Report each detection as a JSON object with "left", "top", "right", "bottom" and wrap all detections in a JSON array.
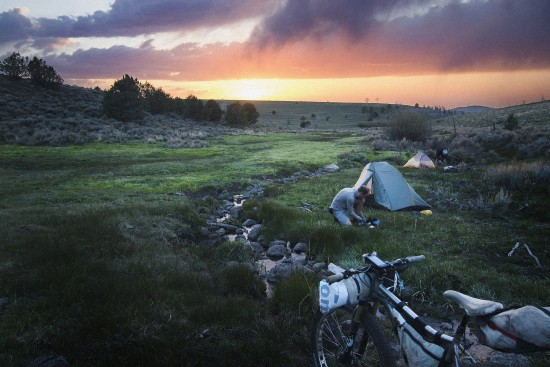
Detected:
[{"left": 0, "top": 132, "right": 549, "bottom": 366}]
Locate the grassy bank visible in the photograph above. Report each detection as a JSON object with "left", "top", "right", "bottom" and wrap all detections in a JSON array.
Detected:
[{"left": 1, "top": 95, "right": 549, "bottom": 366}]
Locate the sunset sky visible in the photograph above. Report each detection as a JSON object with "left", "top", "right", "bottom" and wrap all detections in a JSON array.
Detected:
[{"left": 1, "top": 0, "right": 549, "bottom": 108}]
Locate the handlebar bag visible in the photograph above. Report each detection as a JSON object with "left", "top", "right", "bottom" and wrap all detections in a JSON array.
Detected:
[{"left": 476, "top": 305, "right": 550, "bottom": 353}]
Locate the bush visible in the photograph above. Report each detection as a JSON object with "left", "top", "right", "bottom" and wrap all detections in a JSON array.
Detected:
[
  {"left": 225, "top": 102, "right": 259, "bottom": 127},
  {"left": 204, "top": 99, "right": 223, "bottom": 122},
  {"left": 504, "top": 113, "right": 519, "bottom": 130},
  {"left": 102, "top": 74, "right": 144, "bottom": 122},
  {"left": 386, "top": 111, "right": 431, "bottom": 142},
  {"left": 142, "top": 82, "right": 171, "bottom": 114},
  {"left": 182, "top": 95, "right": 204, "bottom": 120}
]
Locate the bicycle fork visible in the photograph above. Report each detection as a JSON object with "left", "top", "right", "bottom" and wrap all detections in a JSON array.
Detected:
[{"left": 337, "top": 301, "right": 370, "bottom": 365}]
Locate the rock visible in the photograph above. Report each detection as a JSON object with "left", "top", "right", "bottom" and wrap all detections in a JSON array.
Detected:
[
  {"left": 312, "top": 262, "right": 326, "bottom": 272},
  {"left": 319, "top": 163, "right": 339, "bottom": 173},
  {"left": 249, "top": 242, "right": 265, "bottom": 257},
  {"left": 267, "top": 245, "right": 286, "bottom": 259},
  {"left": 293, "top": 242, "right": 307, "bottom": 253},
  {"left": 242, "top": 219, "right": 256, "bottom": 227},
  {"left": 229, "top": 206, "right": 242, "bottom": 219},
  {"left": 292, "top": 253, "right": 308, "bottom": 265},
  {"left": 207, "top": 222, "right": 238, "bottom": 232},
  {"left": 234, "top": 234, "right": 247, "bottom": 242},
  {"left": 267, "top": 240, "right": 286, "bottom": 248},
  {"left": 247, "top": 224, "right": 262, "bottom": 241},
  {"left": 266, "top": 263, "right": 297, "bottom": 283},
  {"left": 266, "top": 263, "right": 312, "bottom": 283}
]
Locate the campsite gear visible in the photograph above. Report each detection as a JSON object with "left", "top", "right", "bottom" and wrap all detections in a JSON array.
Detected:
[
  {"left": 312, "top": 251, "right": 546, "bottom": 367},
  {"left": 403, "top": 151, "right": 436, "bottom": 169},
  {"left": 420, "top": 209, "right": 432, "bottom": 215},
  {"left": 353, "top": 162, "right": 431, "bottom": 211},
  {"left": 475, "top": 305, "right": 550, "bottom": 353}
]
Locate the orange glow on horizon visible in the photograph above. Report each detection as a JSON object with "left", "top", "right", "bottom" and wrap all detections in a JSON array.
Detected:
[{"left": 69, "top": 69, "right": 550, "bottom": 109}]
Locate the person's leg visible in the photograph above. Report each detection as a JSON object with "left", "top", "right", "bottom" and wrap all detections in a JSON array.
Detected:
[{"left": 333, "top": 209, "right": 352, "bottom": 226}]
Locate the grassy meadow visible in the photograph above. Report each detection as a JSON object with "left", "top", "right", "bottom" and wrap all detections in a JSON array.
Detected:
[{"left": 0, "top": 79, "right": 549, "bottom": 366}]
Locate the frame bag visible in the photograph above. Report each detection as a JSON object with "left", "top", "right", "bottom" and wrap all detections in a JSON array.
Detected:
[{"left": 391, "top": 309, "right": 445, "bottom": 367}]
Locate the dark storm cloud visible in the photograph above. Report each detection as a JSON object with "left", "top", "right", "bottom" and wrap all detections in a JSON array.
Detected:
[
  {"left": 249, "top": 0, "right": 400, "bottom": 46},
  {"left": 0, "top": 8, "right": 33, "bottom": 43},
  {"left": 377, "top": 0, "right": 550, "bottom": 71},
  {"left": 250, "top": 0, "right": 550, "bottom": 71},
  {"left": 1, "top": 0, "right": 549, "bottom": 79},
  {"left": 0, "top": 0, "right": 275, "bottom": 40}
]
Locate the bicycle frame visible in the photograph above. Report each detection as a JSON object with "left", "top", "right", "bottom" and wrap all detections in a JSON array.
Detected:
[
  {"left": 320, "top": 253, "right": 476, "bottom": 367},
  {"left": 371, "top": 283, "right": 468, "bottom": 366}
]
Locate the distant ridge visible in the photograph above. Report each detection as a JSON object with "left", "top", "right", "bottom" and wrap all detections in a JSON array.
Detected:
[{"left": 451, "top": 105, "right": 493, "bottom": 114}]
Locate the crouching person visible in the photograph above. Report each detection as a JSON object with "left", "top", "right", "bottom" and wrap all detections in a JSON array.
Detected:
[{"left": 329, "top": 186, "right": 371, "bottom": 226}]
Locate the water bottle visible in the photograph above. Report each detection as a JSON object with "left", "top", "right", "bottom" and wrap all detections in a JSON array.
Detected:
[{"left": 319, "top": 273, "right": 372, "bottom": 313}]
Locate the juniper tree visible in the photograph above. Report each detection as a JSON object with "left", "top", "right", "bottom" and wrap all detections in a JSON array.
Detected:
[
  {"left": 102, "top": 74, "right": 144, "bottom": 122},
  {"left": 0, "top": 52, "right": 29, "bottom": 79}
]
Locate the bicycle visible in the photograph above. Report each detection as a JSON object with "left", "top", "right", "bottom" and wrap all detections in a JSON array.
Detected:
[{"left": 311, "top": 251, "right": 530, "bottom": 367}]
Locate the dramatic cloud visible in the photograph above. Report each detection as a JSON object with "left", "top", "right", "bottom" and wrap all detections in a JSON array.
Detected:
[
  {"left": 249, "top": 0, "right": 550, "bottom": 73},
  {"left": 1, "top": 0, "right": 549, "bottom": 82},
  {"left": 0, "top": 8, "right": 33, "bottom": 43},
  {"left": 2, "top": 0, "right": 274, "bottom": 40}
]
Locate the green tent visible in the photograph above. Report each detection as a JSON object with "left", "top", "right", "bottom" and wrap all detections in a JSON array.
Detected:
[{"left": 353, "top": 162, "right": 431, "bottom": 211}]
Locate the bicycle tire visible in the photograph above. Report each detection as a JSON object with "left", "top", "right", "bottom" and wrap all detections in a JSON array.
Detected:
[{"left": 311, "top": 305, "right": 397, "bottom": 367}]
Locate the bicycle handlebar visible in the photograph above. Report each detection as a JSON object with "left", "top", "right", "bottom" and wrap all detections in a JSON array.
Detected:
[
  {"left": 325, "top": 272, "right": 346, "bottom": 284},
  {"left": 405, "top": 255, "right": 426, "bottom": 263},
  {"left": 325, "top": 254, "right": 426, "bottom": 284}
]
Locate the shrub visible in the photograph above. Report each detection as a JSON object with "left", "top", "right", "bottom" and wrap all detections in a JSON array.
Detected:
[
  {"left": 204, "top": 99, "right": 223, "bottom": 122},
  {"left": 386, "top": 111, "right": 431, "bottom": 142},
  {"left": 102, "top": 74, "right": 144, "bottom": 122},
  {"left": 182, "top": 94, "right": 204, "bottom": 120},
  {"left": 489, "top": 187, "right": 512, "bottom": 215},
  {"left": 243, "top": 103, "right": 259, "bottom": 124},
  {"left": 225, "top": 102, "right": 259, "bottom": 127},
  {"left": 483, "top": 161, "right": 550, "bottom": 192},
  {"left": 504, "top": 113, "right": 519, "bottom": 130},
  {"left": 0, "top": 52, "right": 29, "bottom": 79},
  {"left": 142, "top": 82, "right": 171, "bottom": 114}
]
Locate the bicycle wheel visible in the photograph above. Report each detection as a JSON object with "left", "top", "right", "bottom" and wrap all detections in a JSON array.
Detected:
[{"left": 311, "top": 306, "right": 396, "bottom": 367}]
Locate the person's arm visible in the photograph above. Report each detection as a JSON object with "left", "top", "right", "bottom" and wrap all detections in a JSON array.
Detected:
[{"left": 347, "top": 196, "right": 363, "bottom": 221}]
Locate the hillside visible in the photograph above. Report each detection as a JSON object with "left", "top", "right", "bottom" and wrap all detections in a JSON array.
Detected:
[{"left": 1, "top": 75, "right": 550, "bottom": 155}]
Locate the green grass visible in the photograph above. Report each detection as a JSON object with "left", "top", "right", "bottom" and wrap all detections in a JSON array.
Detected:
[{"left": 1, "top": 124, "right": 549, "bottom": 366}]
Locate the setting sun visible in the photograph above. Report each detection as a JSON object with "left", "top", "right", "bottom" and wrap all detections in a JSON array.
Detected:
[{"left": 232, "top": 79, "right": 271, "bottom": 101}]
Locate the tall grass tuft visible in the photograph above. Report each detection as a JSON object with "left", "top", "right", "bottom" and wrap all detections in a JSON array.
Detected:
[
  {"left": 483, "top": 161, "right": 550, "bottom": 192},
  {"left": 269, "top": 270, "right": 318, "bottom": 318}
]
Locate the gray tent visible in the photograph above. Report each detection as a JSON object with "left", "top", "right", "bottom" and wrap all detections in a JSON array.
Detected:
[{"left": 353, "top": 162, "right": 431, "bottom": 211}]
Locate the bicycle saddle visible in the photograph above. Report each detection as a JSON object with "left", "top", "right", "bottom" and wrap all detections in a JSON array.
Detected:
[{"left": 443, "top": 290, "right": 504, "bottom": 317}]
